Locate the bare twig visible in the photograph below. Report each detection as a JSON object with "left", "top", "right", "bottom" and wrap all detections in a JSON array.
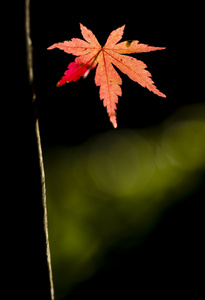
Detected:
[{"left": 25, "top": 1, "right": 54, "bottom": 299}]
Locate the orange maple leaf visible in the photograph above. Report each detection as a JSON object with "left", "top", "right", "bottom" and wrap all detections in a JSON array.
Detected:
[{"left": 48, "top": 24, "right": 166, "bottom": 128}]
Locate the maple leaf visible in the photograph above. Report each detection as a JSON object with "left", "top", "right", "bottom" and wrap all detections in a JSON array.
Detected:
[{"left": 48, "top": 24, "right": 166, "bottom": 128}]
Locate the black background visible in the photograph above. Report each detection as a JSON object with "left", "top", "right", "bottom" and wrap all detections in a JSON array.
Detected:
[{"left": 6, "top": 1, "right": 204, "bottom": 299}]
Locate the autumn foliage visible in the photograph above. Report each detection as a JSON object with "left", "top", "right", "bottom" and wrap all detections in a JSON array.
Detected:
[{"left": 48, "top": 24, "right": 166, "bottom": 128}]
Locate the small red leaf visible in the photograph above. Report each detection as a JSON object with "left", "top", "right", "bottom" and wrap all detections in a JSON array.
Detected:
[{"left": 57, "top": 62, "right": 88, "bottom": 86}]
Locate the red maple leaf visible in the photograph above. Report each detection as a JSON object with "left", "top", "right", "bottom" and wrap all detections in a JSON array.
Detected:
[{"left": 48, "top": 24, "right": 166, "bottom": 128}]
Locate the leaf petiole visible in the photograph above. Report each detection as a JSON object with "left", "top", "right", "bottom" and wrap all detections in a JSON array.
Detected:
[{"left": 83, "top": 49, "right": 102, "bottom": 79}]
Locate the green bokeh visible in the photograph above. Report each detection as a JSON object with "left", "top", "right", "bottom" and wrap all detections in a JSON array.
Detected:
[{"left": 45, "top": 103, "right": 205, "bottom": 299}]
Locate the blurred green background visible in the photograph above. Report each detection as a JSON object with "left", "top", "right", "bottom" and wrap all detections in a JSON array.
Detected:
[{"left": 44, "top": 103, "right": 205, "bottom": 299}]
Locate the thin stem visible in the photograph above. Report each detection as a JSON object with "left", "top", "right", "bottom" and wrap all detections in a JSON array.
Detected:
[{"left": 25, "top": 1, "right": 54, "bottom": 299}]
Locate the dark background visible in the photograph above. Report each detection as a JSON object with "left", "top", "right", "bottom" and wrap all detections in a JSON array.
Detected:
[{"left": 7, "top": 1, "right": 203, "bottom": 299}]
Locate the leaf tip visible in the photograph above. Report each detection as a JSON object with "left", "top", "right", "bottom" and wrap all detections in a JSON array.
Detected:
[
  {"left": 158, "top": 47, "right": 166, "bottom": 51},
  {"left": 47, "top": 45, "right": 53, "bottom": 50},
  {"left": 160, "top": 92, "right": 167, "bottom": 98},
  {"left": 79, "top": 23, "right": 85, "bottom": 31},
  {"left": 56, "top": 81, "right": 65, "bottom": 87},
  {"left": 110, "top": 115, "right": 117, "bottom": 128},
  {"left": 120, "top": 24, "right": 126, "bottom": 34}
]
